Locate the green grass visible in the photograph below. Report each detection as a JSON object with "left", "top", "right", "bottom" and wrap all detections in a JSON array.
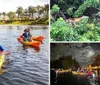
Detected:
[{"left": 0, "top": 19, "right": 49, "bottom": 25}]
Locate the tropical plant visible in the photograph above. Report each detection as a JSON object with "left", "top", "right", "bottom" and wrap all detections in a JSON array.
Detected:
[
  {"left": 16, "top": 6, "right": 24, "bottom": 19},
  {"left": 7, "top": 11, "right": 16, "bottom": 20},
  {"left": 51, "top": 4, "right": 60, "bottom": 15},
  {"left": 73, "top": 0, "right": 99, "bottom": 17},
  {"left": 28, "top": 6, "right": 36, "bottom": 18}
]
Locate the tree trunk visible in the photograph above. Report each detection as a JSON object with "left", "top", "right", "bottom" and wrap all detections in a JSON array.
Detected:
[
  {"left": 32, "top": 13, "right": 33, "bottom": 18},
  {"left": 59, "top": 10, "right": 66, "bottom": 20}
]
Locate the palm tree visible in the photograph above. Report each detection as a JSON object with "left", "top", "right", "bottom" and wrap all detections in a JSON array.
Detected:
[
  {"left": 16, "top": 6, "right": 24, "bottom": 19},
  {"left": 24, "top": 8, "right": 29, "bottom": 20},
  {"left": 36, "top": 5, "right": 41, "bottom": 18},
  {"left": 44, "top": 4, "right": 49, "bottom": 15},
  {"left": 2, "top": 12, "right": 6, "bottom": 21},
  {"left": 28, "top": 6, "right": 36, "bottom": 19},
  {"left": 24, "top": 8, "right": 28, "bottom": 15},
  {"left": 37, "top": 6, "right": 45, "bottom": 18}
]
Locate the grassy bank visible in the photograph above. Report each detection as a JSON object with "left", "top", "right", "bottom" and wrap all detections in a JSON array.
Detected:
[{"left": 0, "top": 19, "right": 49, "bottom": 25}]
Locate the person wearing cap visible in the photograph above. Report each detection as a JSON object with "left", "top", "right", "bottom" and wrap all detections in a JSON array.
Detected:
[
  {"left": 26, "top": 28, "right": 32, "bottom": 37},
  {"left": 22, "top": 29, "right": 32, "bottom": 42}
]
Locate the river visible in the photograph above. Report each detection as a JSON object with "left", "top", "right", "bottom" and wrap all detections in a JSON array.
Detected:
[{"left": 0, "top": 25, "right": 49, "bottom": 85}]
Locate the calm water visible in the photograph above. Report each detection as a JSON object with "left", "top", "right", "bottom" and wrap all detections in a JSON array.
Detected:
[{"left": 0, "top": 26, "right": 49, "bottom": 85}]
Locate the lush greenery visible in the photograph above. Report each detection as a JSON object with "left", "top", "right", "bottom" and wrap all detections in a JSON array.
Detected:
[
  {"left": 50, "top": 0, "right": 100, "bottom": 41},
  {"left": 0, "top": 4, "right": 49, "bottom": 25}
]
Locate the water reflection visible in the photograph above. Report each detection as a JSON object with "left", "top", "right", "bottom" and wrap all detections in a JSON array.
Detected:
[{"left": 22, "top": 45, "right": 40, "bottom": 52}]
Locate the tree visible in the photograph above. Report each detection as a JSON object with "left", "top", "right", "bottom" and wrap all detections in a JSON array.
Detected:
[
  {"left": 28, "top": 6, "right": 36, "bottom": 18},
  {"left": 7, "top": 11, "right": 16, "bottom": 20},
  {"left": 36, "top": 5, "right": 41, "bottom": 18},
  {"left": 2, "top": 12, "right": 6, "bottom": 21},
  {"left": 16, "top": 6, "right": 24, "bottom": 19},
  {"left": 44, "top": 4, "right": 49, "bottom": 15},
  {"left": 38, "top": 6, "right": 45, "bottom": 17},
  {"left": 0, "top": 13, "right": 2, "bottom": 16},
  {"left": 24, "top": 8, "right": 28, "bottom": 16}
]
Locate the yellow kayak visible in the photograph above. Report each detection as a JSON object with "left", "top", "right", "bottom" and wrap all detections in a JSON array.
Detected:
[
  {"left": 17, "top": 38, "right": 41, "bottom": 47},
  {"left": 0, "top": 55, "right": 4, "bottom": 70}
]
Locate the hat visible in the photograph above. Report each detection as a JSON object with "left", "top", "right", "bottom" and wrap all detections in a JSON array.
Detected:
[{"left": 26, "top": 28, "right": 30, "bottom": 32}]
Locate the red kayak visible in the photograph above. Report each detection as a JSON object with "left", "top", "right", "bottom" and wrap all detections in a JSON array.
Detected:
[{"left": 32, "top": 36, "right": 44, "bottom": 42}]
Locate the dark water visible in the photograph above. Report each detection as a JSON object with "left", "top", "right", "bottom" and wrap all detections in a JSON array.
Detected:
[{"left": 0, "top": 26, "right": 49, "bottom": 85}]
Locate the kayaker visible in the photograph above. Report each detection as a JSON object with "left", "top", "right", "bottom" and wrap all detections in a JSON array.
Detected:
[
  {"left": 26, "top": 28, "right": 32, "bottom": 37},
  {"left": 22, "top": 29, "right": 30, "bottom": 41},
  {"left": 22, "top": 29, "right": 32, "bottom": 42},
  {"left": 0, "top": 45, "right": 4, "bottom": 56}
]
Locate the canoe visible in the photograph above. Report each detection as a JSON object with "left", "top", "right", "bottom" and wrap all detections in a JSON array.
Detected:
[
  {"left": 32, "top": 36, "right": 44, "bottom": 42},
  {"left": 17, "top": 38, "right": 41, "bottom": 47},
  {"left": 0, "top": 55, "right": 4, "bottom": 70}
]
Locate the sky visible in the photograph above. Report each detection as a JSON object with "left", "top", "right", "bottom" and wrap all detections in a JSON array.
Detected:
[
  {"left": 0, "top": 0, "right": 49, "bottom": 12},
  {"left": 51, "top": 43, "right": 100, "bottom": 67}
]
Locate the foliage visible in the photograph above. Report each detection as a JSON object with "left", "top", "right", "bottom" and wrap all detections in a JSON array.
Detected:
[
  {"left": 73, "top": 0, "right": 99, "bottom": 17},
  {"left": 51, "top": 18, "right": 76, "bottom": 41},
  {"left": 51, "top": 17, "right": 100, "bottom": 41},
  {"left": 67, "top": 7, "right": 74, "bottom": 16},
  {"left": 97, "top": 12, "right": 100, "bottom": 16},
  {"left": 7, "top": 11, "right": 17, "bottom": 20},
  {"left": 51, "top": 4, "right": 60, "bottom": 15},
  {"left": 51, "top": 0, "right": 100, "bottom": 41}
]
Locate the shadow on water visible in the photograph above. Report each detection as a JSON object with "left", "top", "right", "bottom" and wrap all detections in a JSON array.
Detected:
[{"left": 0, "top": 26, "right": 49, "bottom": 85}]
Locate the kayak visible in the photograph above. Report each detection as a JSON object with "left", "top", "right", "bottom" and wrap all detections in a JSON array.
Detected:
[
  {"left": 32, "top": 36, "right": 44, "bottom": 42},
  {"left": 0, "top": 55, "right": 4, "bottom": 70},
  {"left": 20, "top": 35, "right": 44, "bottom": 42},
  {"left": 17, "top": 38, "right": 41, "bottom": 47}
]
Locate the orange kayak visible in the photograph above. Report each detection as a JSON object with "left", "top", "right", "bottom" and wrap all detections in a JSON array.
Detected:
[
  {"left": 17, "top": 38, "right": 41, "bottom": 47},
  {"left": 32, "top": 36, "right": 44, "bottom": 42}
]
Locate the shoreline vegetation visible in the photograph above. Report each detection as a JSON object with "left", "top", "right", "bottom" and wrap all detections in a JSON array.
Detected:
[
  {"left": 0, "top": 4, "right": 49, "bottom": 25},
  {"left": 50, "top": 0, "right": 100, "bottom": 41}
]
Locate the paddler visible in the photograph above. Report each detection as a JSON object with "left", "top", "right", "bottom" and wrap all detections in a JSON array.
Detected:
[
  {"left": 22, "top": 28, "right": 32, "bottom": 42},
  {"left": 26, "top": 28, "right": 32, "bottom": 37},
  {"left": 22, "top": 29, "right": 31, "bottom": 42}
]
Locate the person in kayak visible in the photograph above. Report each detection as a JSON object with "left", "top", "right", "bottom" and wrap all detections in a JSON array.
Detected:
[
  {"left": 0, "top": 45, "right": 4, "bottom": 56},
  {"left": 22, "top": 29, "right": 32, "bottom": 42},
  {"left": 26, "top": 28, "right": 32, "bottom": 37}
]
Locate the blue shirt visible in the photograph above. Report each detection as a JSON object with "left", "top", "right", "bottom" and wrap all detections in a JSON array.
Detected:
[
  {"left": 0, "top": 45, "right": 4, "bottom": 51},
  {"left": 23, "top": 32, "right": 28, "bottom": 38}
]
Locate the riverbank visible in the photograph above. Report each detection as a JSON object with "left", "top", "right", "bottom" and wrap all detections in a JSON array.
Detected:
[
  {"left": 0, "top": 24, "right": 49, "bottom": 27},
  {"left": 0, "top": 19, "right": 49, "bottom": 26}
]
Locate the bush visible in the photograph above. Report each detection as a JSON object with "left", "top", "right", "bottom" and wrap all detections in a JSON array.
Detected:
[
  {"left": 51, "top": 17, "right": 100, "bottom": 41},
  {"left": 51, "top": 17, "right": 79, "bottom": 41},
  {"left": 51, "top": 4, "right": 60, "bottom": 15},
  {"left": 73, "top": 0, "right": 99, "bottom": 17}
]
